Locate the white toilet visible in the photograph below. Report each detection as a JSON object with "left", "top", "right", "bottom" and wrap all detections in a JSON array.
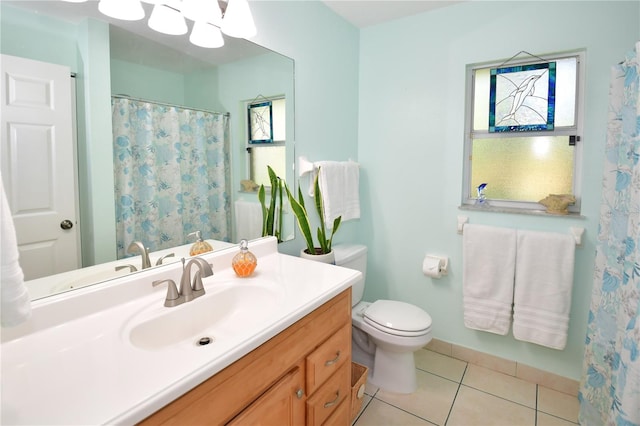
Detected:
[{"left": 333, "top": 244, "right": 433, "bottom": 394}]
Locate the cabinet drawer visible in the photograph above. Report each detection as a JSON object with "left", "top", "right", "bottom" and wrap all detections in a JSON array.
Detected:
[
  {"left": 306, "top": 323, "right": 351, "bottom": 395},
  {"left": 306, "top": 361, "right": 350, "bottom": 426},
  {"left": 322, "top": 398, "right": 350, "bottom": 426}
]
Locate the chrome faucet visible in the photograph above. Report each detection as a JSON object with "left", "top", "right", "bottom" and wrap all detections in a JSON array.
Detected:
[
  {"left": 179, "top": 257, "right": 214, "bottom": 302},
  {"left": 127, "top": 241, "right": 151, "bottom": 269}
]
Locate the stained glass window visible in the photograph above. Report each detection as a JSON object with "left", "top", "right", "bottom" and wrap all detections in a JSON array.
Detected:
[
  {"left": 489, "top": 62, "right": 556, "bottom": 132},
  {"left": 248, "top": 100, "right": 273, "bottom": 144}
]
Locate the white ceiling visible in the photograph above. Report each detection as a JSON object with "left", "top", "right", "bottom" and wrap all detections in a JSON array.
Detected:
[{"left": 321, "top": 0, "right": 465, "bottom": 28}]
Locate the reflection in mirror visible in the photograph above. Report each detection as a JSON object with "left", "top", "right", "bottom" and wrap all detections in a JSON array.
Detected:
[{"left": 0, "top": 1, "right": 294, "bottom": 301}]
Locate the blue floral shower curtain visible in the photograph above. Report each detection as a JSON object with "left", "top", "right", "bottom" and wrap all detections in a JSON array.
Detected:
[
  {"left": 112, "top": 97, "right": 231, "bottom": 259},
  {"left": 579, "top": 43, "right": 640, "bottom": 426}
]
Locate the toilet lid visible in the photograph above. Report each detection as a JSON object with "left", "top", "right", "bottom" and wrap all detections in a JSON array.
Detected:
[{"left": 363, "top": 300, "right": 432, "bottom": 337}]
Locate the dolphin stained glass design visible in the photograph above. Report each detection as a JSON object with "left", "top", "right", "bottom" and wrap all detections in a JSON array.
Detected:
[{"left": 489, "top": 62, "right": 556, "bottom": 132}]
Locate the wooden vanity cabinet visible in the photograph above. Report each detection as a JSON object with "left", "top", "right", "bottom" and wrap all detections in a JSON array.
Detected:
[{"left": 140, "top": 288, "right": 352, "bottom": 426}]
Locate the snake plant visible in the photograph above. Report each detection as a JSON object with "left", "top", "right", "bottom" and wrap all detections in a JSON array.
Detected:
[
  {"left": 258, "top": 166, "right": 284, "bottom": 242},
  {"left": 285, "top": 169, "right": 341, "bottom": 255}
]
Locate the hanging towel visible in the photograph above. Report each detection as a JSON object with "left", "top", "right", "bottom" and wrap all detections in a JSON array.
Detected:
[
  {"left": 513, "top": 230, "right": 575, "bottom": 350},
  {"left": 234, "top": 200, "right": 263, "bottom": 241},
  {"left": 462, "top": 224, "right": 517, "bottom": 335},
  {"left": 0, "top": 176, "right": 31, "bottom": 327},
  {"left": 315, "top": 161, "right": 360, "bottom": 228}
]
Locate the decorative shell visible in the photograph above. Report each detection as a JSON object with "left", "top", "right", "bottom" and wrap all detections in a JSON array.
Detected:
[
  {"left": 240, "top": 179, "right": 259, "bottom": 192},
  {"left": 538, "top": 194, "right": 576, "bottom": 215}
]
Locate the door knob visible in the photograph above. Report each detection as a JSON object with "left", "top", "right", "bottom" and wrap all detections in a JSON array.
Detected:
[{"left": 60, "top": 219, "right": 73, "bottom": 230}]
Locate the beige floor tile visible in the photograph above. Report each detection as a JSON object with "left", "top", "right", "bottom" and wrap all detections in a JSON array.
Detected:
[
  {"left": 447, "top": 386, "right": 536, "bottom": 426},
  {"left": 462, "top": 364, "right": 537, "bottom": 408},
  {"left": 375, "top": 369, "right": 458, "bottom": 425},
  {"left": 353, "top": 399, "right": 433, "bottom": 426},
  {"left": 537, "top": 386, "right": 579, "bottom": 423},
  {"left": 536, "top": 412, "right": 578, "bottom": 426},
  {"left": 415, "top": 349, "right": 467, "bottom": 383}
]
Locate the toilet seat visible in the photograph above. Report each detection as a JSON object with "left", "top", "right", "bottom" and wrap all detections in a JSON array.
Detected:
[{"left": 363, "top": 300, "right": 432, "bottom": 337}]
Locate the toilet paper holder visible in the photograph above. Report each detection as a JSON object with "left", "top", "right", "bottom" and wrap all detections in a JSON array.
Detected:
[{"left": 423, "top": 255, "right": 448, "bottom": 278}]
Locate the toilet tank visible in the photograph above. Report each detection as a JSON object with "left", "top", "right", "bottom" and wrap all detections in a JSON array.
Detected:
[{"left": 333, "top": 244, "right": 367, "bottom": 307}]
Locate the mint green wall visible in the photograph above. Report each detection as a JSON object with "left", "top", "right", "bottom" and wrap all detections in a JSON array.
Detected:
[
  {"left": 0, "top": 4, "right": 78, "bottom": 72},
  {"left": 110, "top": 59, "right": 187, "bottom": 105},
  {"left": 357, "top": 1, "right": 639, "bottom": 380}
]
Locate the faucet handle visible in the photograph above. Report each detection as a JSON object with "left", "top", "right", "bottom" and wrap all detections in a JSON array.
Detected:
[
  {"left": 115, "top": 264, "right": 137, "bottom": 273},
  {"left": 152, "top": 279, "right": 183, "bottom": 307},
  {"left": 155, "top": 253, "right": 175, "bottom": 266}
]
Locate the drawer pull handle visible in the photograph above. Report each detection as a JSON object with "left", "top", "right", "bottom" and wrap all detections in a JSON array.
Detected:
[
  {"left": 323, "top": 391, "right": 340, "bottom": 408},
  {"left": 325, "top": 350, "right": 341, "bottom": 367},
  {"left": 296, "top": 388, "right": 304, "bottom": 399}
]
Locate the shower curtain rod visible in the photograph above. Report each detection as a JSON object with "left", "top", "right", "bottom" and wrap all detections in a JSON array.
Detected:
[{"left": 111, "top": 94, "right": 230, "bottom": 117}]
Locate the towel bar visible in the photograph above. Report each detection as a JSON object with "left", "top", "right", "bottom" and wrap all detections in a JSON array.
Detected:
[
  {"left": 298, "top": 156, "right": 360, "bottom": 178},
  {"left": 456, "top": 216, "right": 584, "bottom": 246}
]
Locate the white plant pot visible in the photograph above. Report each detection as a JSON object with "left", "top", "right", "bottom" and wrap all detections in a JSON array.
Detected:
[{"left": 300, "top": 248, "right": 335, "bottom": 264}]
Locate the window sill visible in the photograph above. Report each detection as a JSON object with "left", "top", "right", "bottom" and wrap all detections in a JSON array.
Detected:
[{"left": 458, "top": 204, "right": 585, "bottom": 219}]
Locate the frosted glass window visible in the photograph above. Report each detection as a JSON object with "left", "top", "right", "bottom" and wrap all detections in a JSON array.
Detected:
[
  {"left": 464, "top": 51, "right": 583, "bottom": 212},
  {"left": 250, "top": 145, "right": 286, "bottom": 186},
  {"left": 471, "top": 136, "right": 574, "bottom": 201}
]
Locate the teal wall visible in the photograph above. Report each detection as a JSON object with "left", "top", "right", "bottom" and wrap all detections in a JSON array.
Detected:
[{"left": 357, "top": 1, "right": 639, "bottom": 380}]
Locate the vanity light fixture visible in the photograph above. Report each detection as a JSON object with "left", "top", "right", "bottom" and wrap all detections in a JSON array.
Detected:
[
  {"left": 98, "top": 0, "right": 145, "bottom": 21},
  {"left": 89, "top": 0, "right": 256, "bottom": 48},
  {"left": 190, "top": 21, "right": 225, "bottom": 48},
  {"left": 148, "top": 3, "right": 188, "bottom": 35}
]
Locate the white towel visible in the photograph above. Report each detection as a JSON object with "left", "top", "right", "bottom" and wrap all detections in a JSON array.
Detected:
[
  {"left": 234, "top": 200, "right": 263, "bottom": 241},
  {"left": 315, "top": 161, "right": 360, "bottom": 228},
  {"left": 462, "top": 224, "right": 516, "bottom": 335},
  {"left": 513, "top": 230, "right": 575, "bottom": 350},
  {"left": 1, "top": 175, "right": 31, "bottom": 327}
]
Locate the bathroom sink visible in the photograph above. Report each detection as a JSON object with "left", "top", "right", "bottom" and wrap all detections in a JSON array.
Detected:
[{"left": 127, "top": 281, "right": 284, "bottom": 351}]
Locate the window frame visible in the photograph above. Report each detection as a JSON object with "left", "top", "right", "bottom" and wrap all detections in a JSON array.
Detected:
[
  {"left": 245, "top": 96, "right": 286, "bottom": 189},
  {"left": 462, "top": 50, "right": 585, "bottom": 214}
]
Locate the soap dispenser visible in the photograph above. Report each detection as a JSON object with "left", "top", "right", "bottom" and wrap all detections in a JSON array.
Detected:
[
  {"left": 188, "top": 231, "right": 213, "bottom": 256},
  {"left": 232, "top": 239, "right": 257, "bottom": 277}
]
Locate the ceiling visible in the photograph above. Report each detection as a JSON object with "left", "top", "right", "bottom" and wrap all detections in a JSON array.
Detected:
[{"left": 321, "top": 0, "right": 465, "bottom": 28}]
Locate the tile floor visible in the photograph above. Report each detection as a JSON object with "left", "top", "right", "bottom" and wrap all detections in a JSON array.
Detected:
[{"left": 352, "top": 349, "right": 579, "bottom": 426}]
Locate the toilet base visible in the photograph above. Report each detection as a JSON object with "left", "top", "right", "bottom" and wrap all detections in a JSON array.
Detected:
[{"left": 369, "top": 347, "right": 417, "bottom": 394}]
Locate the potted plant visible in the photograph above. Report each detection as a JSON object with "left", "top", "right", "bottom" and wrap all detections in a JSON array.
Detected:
[
  {"left": 258, "top": 166, "right": 284, "bottom": 242},
  {"left": 285, "top": 170, "right": 341, "bottom": 263}
]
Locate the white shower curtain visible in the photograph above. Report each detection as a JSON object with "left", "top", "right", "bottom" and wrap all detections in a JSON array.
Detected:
[
  {"left": 578, "top": 43, "right": 640, "bottom": 426},
  {"left": 112, "top": 97, "right": 231, "bottom": 259}
]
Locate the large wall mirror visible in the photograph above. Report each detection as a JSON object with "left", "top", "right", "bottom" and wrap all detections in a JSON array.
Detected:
[{"left": 0, "top": 1, "right": 295, "bottom": 301}]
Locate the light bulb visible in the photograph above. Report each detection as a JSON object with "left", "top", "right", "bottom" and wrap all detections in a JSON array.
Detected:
[
  {"left": 148, "top": 4, "right": 188, "bottom": 35},
  {"left": 221, "top": 0, "right": 256, "bottom": 39},
  {"left": 190, "top": 21, "right": 224, "bottom": 48}
]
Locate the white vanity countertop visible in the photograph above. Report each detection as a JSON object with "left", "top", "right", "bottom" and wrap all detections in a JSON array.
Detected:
[{"left": 1, "top": 237, "right": 361, "bottom": 425}]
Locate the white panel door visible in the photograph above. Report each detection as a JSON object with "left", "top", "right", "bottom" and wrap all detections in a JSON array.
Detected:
[{"left": 1, "top": 54, "right": 80, "bottom": 280}]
